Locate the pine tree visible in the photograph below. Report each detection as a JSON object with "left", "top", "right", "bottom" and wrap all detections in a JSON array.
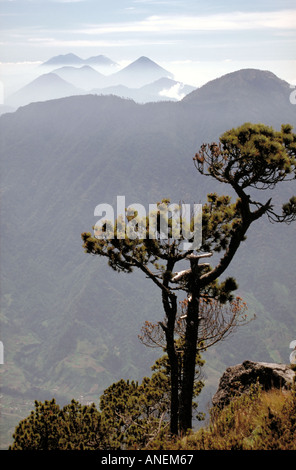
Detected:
[
  {"left": 81, "top": 122, "right": 296, "bottom": 435},
  {"left": 9, "top": 399, "right": 103, "bottom": 450}
]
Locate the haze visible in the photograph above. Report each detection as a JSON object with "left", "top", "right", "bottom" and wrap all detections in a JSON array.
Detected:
[{"left": 0, "top": 0, "right": 296, "bottom": 100}]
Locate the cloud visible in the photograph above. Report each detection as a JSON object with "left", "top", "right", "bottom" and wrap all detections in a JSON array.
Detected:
[
  {"left": 133, "top": 0, "right": 180, "bottom": 4},
  {"left": 20, "top": 37, "right": 175, "bottom": 49},
  {"left": 2, "top": 6, "right": 295, "bottom": 69},
  {"left": 52, "top": 0, "right": 87, "bottom": 2},
  {"left": 0, "top": 0, "right": 86, "bottom": 2},
  {"left": 78, "top": 9, "right": 296, "bottom": 35},
  {"left": 159, "top": 82, "right": 186, "bottom": 100}
]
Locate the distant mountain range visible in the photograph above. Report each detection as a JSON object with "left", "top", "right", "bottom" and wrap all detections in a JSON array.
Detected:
[
  {"left": 5, "top": 55, "right": 195, "bottom": 109},
  {"left": 6, "top": 73, "right": 82, "bottom": 108},
  {"left": 0, "top": 67, "right": 295, "bottom": 448},
  {"left": 105, "top": 55, "right": 174, "bottom": 87},
  {"left": 52, "top": 65, "right": 106, "bottom": 89},
  {"left": 92, "top": 77, "right": 195, "bottom": 103},
  {"left": 41, "top": 52, "right": 118, "bottom": 69}
]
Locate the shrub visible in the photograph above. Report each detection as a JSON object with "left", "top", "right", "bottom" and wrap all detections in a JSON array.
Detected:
[{"left": 165, "top": 380, "right": 296, "bottom": 450}]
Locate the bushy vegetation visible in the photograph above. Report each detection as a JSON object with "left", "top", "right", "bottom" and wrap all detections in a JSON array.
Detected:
[
  {"left": 167, "top": 380, "right": 296, "bottom": 451},
  {"left": 10, "top": 367, "right": 296, "bottom": 451},
  {"left": 9, "top": 399, "right": 103, "bottom": 450},
  {"left": 9, "top": 355, "right": 191, "bottom": 450}
]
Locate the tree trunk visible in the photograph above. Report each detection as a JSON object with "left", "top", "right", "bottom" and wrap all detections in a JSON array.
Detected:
[
  {"left": 166, "top": 336, "right": 179, "bottom": 435},
  {"left": 161, "top": 291, "right": 179, "bottom": 435},
  {"left": 178, "top": 286, "right": 200, "bottom": 434}
]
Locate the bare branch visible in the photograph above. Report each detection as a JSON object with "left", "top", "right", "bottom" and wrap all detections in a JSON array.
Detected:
[{"left": 171, "top": 269, "right": 191, "bottom": 283}]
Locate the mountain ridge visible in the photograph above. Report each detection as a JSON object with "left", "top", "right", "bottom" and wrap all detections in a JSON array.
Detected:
[
  {"left": 105, "top": 56, "right": 174, "bottom": 88},
  {"left": 183, "top": 68, "right": 291, "bottom": 102},
  {"left": 6, "top": 72, "right": 83, "bottom": 108},
  {"left": 41, "top": 53, "right": 118, "bottom": 68},
  {"left": 0, "top": 67, "right": 295, "bottom": 448},
  {"left": 52, "top": 65, "right": 107, "bottom": 90},
  {"left": 5, "top": 56, "right": 189, "bottom": 108}
]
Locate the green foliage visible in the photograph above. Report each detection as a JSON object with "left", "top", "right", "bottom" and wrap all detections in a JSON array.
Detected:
[
  {"left": 201, "top": 193, "right": 242, "bottom": 253},
  {"left": 98, "top": 352, "right": 204, "bottom": 449},
  {"left": 99, "top": 358, "right": 171, "bottom": 449},
  {"left": 198, "top": 123, "right": 296, "bottom": 190},
  {"left": 195, "top": 123, "right": 296, "bottom": 222},
  {"left": 9, "top": 399, "right": 103, "bottom": 450}
]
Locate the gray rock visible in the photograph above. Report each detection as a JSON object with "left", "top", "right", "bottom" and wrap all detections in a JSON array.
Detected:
[{"left": 212, "top": 360, "right": 295, "bottom": 409}]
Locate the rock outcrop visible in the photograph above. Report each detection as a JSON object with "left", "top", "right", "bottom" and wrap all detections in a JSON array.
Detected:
[{"left": 212, "top": 360, "right": 295, "bottom": 409}]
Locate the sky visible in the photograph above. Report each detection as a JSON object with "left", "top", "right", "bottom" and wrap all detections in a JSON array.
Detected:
[{"left": 0, "top": 0, "right": 296, "bottom": 99}]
